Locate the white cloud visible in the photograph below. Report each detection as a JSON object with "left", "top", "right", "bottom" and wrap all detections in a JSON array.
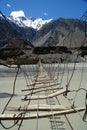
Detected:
[
  {"left": 44, "top": 12, "right": 48, "bottom": 16},
  {"left": 10, "top": 10, "right": 25, "bottom": 18},
  {"left": 7, "top": 4, "right": 11, "bottom": 8}
]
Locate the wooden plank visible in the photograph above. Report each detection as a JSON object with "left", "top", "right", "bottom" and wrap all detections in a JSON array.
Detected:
[
  {"left": 26, "top": 78, "right": 56, "bottom": 87},
  {"left": 34, "top": 81, "right": 54, "bottom": 84},
  {"left": 0, "top": 107, "right": 85, "bottom": 120},
  {"left": 6, "top": 104, "right": 72, "bottom": 111},
  {"left": 26, "top": 80, "right": 53, "bottom": 86},
  {"left": 24, "top": 87, "right": 62, "bottom": 96},
  {"left": 36, "top": 78, "right": 52, "bottom": 82},
  {"left": 22, "top": 83, "right": 60, "bottom": 92},
  {"left": 21, "top": 88, "right": 68, "bottom": 100}
]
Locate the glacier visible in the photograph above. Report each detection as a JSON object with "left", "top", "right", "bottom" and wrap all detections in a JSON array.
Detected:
[{"left": 9, "top": 10, "right": 52, "bottom": 30}]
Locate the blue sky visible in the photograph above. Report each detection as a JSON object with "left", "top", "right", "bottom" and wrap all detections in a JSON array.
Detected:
[{"left": 0, "top": 0, "right": 87, "bottom": 19}]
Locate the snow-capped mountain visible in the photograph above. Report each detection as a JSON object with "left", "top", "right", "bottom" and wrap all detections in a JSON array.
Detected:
[
  {"left": 9, "top": 10, "right": 52, "bottom": 30},
  {"left": 1, "top": 10, "right": 86, "bottom": 49}
]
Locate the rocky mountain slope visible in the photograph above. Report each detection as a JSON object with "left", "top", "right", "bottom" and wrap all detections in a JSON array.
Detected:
[
  {"left": 0, "top": 11, "right": 33, "bottom": 48},
  {"left": 0, "top": 11, "right": 86, "bottom": 48},
  {"left": 32, "top": 18, "right": 86, "bottom": 47}
]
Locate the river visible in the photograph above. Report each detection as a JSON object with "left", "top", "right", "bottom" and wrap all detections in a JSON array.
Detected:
[{"left": 0, "top": 63, "right": 87, "bottom": 130}]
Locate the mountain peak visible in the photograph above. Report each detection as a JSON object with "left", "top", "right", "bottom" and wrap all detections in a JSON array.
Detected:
[
  {"left": 10, "top": 10, "right": 25, "bottom": 18},
  {"left": 9, "top": 10, "right": 52, "bottom": 30}
]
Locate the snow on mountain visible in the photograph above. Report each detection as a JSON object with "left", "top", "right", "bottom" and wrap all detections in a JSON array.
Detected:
[
  {"left": 9, "top": 10, "right": 52, "bottom": 30},
  {"left": 0, "top": 13, "right": 3, "bottom": 18},
  {"left": 10, "top": 10, "right": 25, "bottom": 18},
  {"left": 0, "top": 11, "right": 5, "bottom": 20}
]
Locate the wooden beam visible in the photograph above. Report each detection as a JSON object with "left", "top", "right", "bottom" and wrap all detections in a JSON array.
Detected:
[
  {"left": 6, "top": 104, "right": 72, "bottom": 111},
  {"left": 0, "top": 107, "right": 85, "bottom": 120},
  {"left": 21, "top": 88, "right": 68, "bottom": 100},
  {"left": 22, "top": 83, "right": 60, "bottom": 92},
  {"left": 24, "top": 87, "right": 62, "bottom": 96},
  {"left": 26, "top": 79, "right": 57, "bottom": 87}
]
